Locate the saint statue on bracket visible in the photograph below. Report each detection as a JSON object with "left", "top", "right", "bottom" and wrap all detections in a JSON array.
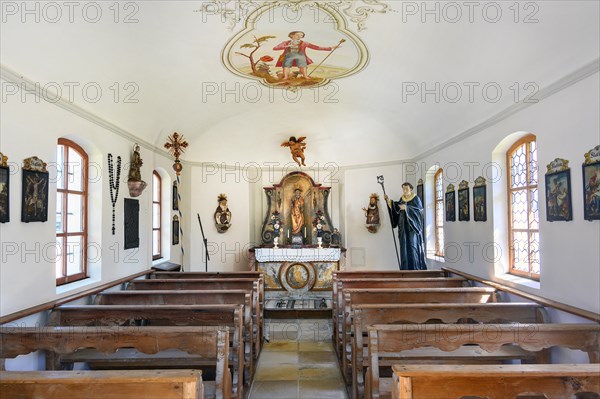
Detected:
[
  {"left": 127, "top": 144, "right": 147, "bottom": 197},
  {"left": 363, "top": 193, "right": 381, "bottom": 233},
  {"left": 214, "top": 194, "right": 232, "bottom": 233}
]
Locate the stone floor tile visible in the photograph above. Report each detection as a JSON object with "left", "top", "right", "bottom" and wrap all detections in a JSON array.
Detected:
[
  {"left": 257, "top": 351, "right": 299, "bottom": 365},
  {"left": 298, "top": 364, "right": 342, "bottom": 380},
  {"left": 299, "top": 351, "right": 338, "bottom": 364},
  {"left": 298, "top": 379, "right": 348, "bottom": 399},
  {"left": 299, "top": 341, "right": 334, "bottom": 352},
  {"left": 263, "top": 341, "right": 299, "bottom": 352},
  {"left": 255, "top": 364, "right": 299, "bottom": 381},
  {"left": 249, "top": 380, "right": 299, "bottom": 399}
]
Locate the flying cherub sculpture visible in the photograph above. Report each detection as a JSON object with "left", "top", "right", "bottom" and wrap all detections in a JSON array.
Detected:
[{"left": 281, "top": 136, "right": 307, "bottom": 167}]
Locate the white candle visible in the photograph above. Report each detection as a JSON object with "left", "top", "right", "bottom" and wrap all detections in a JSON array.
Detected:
[
  {"left": 304, "top": 227, "right": 306, "bottom": 238},
  {"left": 287, "top": 229, "right": 290, "bottom": 238}
]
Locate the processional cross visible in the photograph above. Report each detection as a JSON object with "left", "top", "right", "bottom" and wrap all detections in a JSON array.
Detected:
[{"left": 164, "top": 132, "right": 189, "bottom": 176}]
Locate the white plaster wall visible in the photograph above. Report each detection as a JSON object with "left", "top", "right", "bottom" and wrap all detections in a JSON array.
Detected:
[
  {"left": 187, "top": 163, "right": 343, "bottom": 272},
  {"left": 188, "top": 164, "right": 251, "bottom": 271},
  {"left": 0, "top": 80, "right": 180, "bottom": 316},
  {"left": 343, "top": 164, "right": 409, "bottom": 270},
  {"left": 414, "top": 72, "right": 600, "bottom": 313}
]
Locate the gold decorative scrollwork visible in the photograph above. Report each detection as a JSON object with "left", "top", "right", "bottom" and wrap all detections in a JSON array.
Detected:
[
  {"left": 546, "top": 158, "right": 570, "bottom": 173},
  {"left": 584, "top": 145, "right": 600, "bottom": 165},
  {"left": 23, "top": 156, "right": 47, "bottom": 172}
]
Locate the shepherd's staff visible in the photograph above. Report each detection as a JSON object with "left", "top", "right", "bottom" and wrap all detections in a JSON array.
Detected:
[
  {"left": 377, "top": 175, "right": 402, "bottom": 270},
  {"left": 308, "top": 38, "right": 346, "bottom": 77}
]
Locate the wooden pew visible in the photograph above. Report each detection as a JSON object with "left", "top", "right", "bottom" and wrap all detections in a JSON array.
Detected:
[
  {"left": 94, "top": 290, "right": 255, "bottom": 381},
  {"left": 334, "top": 279, "right": 469, "bottom": 355},
  {"left": 351, "top": 303, "right": 547, "bottom": 398},
  {"left": 338, "top": 287, "right": 497, "bottom": 360},
  {"left": 0, "top": 369, "right": 204, "bottom": 399},
  {"left": 331, "top": 271, "right": 449, "bottom": 357},
  {"left": 391, "top": 364, "right": 600, "bottom": 399},
  {"left": 366, "top": 323, "right": 600, "bottom": 399},
  {"left": 333, "top": 270, "right": 448, "bottom": 279},
  {"left": 47, "top": 304, "right": 245, "bottom": 398},
  {"left": 0, "top": 326, "right": 232, "bottom": 399},
  {"left": 126, "top": 279, "right": 263, "bottom": 357},
  {"left": 149, "top": 272, "right": 265, "bottom": 349}
]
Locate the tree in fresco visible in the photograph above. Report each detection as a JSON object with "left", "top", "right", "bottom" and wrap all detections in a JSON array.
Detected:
[{"left": 235, "top": 35, "right": 276, "bottom": 78}]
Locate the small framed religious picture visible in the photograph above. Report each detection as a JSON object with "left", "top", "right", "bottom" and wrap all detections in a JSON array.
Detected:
[
  {"left": 416, "top": 178, "right": 424, "bottom": 205},
  {"left": 0, "top": 152, "right": 9, "bottom": 223},
  {"left": 582, "top": 145, "right": 600, "bottom": 221},
  {"left": 545, "top": 158, "right": 573, "bottom": 222},
  {"left": 21, "top": 156, "right": 49, "bottom": 223},
  {"left": 172, "top": 182, "right": 179, "bottom": 211},
  {"left": 445, "top": 184, "right": 456, "bottom": 222},
  {"left": 458, "top": 180, "right": 470, "bottom": 222},
  {"left": 473, "top": 176, "right": 487, "bottom": 222},
  {"left": 172, "top": 215, "right": 180, "bottom": 245}
]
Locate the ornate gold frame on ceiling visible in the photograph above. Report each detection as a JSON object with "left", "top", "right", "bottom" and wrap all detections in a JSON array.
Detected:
[{"left": 220, "top": 1, "right": 374, "bottom": 89}]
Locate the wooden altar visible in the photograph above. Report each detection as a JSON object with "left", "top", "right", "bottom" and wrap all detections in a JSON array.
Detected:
[
  {"left": 254, "top": 171, "right": 344, "bottom": 321},
  {"left": 248, "top": 246, "right": 346, "bottom": 318},
  {"left": 261, "top": 171, "right": 334, "bottom": 245}
]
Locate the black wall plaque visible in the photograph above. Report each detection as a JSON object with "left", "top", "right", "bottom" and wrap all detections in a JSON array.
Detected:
[{"left": 124, "top": 198, "right": 139, "bottom": 249}]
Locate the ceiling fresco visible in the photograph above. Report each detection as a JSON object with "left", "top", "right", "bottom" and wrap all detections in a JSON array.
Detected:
[{"left": 202, "top": 0, "right": 393, "bottom": 88}]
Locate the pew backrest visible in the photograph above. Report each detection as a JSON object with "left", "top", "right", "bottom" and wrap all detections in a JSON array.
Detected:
[
  {"left": 0, "top": 326, "right": 231, "bottom": 399},
  {"left": 350, "top": 303, "right": 547, "bottom": 399},
  {"left": 392, "top": 364, "right": 600, "bottom": 399},
  {"left": 0, "top": 369, "right": 205, "bottom": 399},
  {"left": 367, "top": 323, "right": 600, "bottom": 399}
]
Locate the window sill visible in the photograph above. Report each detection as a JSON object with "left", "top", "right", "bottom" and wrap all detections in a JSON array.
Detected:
[
  {"left": 56, "top": 277, "right": 100, "bottom": 295},
  {"left": 152, "top": 257, "right": 165, "bottom": 266},
  {"left": 427, "top": 255, "right": 445, "bottom": 263},
  {"left": 496, "top": 273, "right": 541, "bottom": 290}
]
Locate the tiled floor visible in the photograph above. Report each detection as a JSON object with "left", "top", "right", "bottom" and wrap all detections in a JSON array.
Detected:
[{"left": 248, "top": 340, "right": 348, "bottom": 399}]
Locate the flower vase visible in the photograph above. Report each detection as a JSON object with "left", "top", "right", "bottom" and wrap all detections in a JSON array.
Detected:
[
  {"left": 273, "top": 236, "right": 279, "bottom": 249},
  {"left": 317, "top": 236, "right": 322, "bottom": 248}
]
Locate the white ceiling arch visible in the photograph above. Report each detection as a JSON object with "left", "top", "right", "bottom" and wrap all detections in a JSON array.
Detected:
[{"left": 1, "top": 1, "right": 598, "bottom": 166}]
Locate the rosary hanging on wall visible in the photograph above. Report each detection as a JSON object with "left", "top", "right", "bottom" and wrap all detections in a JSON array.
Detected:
[{"left": 108, "top": 153, "right": 122, "bottom": 235}]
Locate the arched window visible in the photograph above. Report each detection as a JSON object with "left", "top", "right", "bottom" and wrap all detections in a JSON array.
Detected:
[
  {"left": 507, "top": 134, "right": 540, "bottom": 279},
  {"left": 56, "top": 139, "right": 88, "bottom": 285},
  {"left": 152, "top": 171, "right": 162, "bottom": 260},
  {"left": 434, "top": 169, "right": 444, "bottom": 257}
]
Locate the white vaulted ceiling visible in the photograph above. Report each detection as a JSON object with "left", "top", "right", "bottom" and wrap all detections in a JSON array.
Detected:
[{"left": 1, "top": 1, "right": 598, "bottom": 166}]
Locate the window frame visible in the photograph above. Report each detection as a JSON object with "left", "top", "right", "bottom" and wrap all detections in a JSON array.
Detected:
[
  {"left": 152, "top": 171, "right": 162, "bottom": 261},
  {"left": 434, "top": 168, "right": 444, "bottom": 257},
  {"left": 56, "top": 138, "right": 88, "bottom": 286},
  {"left": 506, "top": 134, "right": 540, "bottom": 280}
]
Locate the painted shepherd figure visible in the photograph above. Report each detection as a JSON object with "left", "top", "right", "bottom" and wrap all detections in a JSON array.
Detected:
[
  {"left": 273, "top": 31, "right": 341, "bottom": 80},
  {"left": 385, "top": 182, "right": 427, "bottom": 270}
]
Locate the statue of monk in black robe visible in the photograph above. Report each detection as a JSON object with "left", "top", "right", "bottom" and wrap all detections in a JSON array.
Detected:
[{"left": 385, "top": 182, "right": 427, "bottom": 270}]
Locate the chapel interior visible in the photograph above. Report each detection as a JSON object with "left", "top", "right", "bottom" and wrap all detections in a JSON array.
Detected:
[{"left": 1, "top": 1, "right": 599, "bottom": 398}]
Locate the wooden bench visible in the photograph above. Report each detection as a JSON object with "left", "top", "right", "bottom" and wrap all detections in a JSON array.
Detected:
[
  {"left": 334, "top": 277, "right": 467, "bottom": 353},
  {"left": 366, "top": 323, "right": 600, "bottom": 399},
  {"left": 126, "top": 279, "right": 263, "bottom": 357},
  {"left": 0, "top": 369, "right": 204, "bottom": 399},
  {"left": 332, "top": 270, "right": 448, "bottom": 345},
  {"left": 392, "top": 364, "right": 600, "bottom": 399},
  {"left": 47, "top": 304, "right": 245, "bottom": 398},
  {"left": 350, "top": 303, "right": 548, "bottom": 398},
  {"left": 94, "top": 290, "right": 255, "bottom": 382},
  {"left": 333, "top": 270, "right": 448, "bottom": 279},
  {"left": 0, "top": 326, "right": 232, "bottom": 399},
  {"left": 338, "top": 287, "right": 497, "bottom": 359}
]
